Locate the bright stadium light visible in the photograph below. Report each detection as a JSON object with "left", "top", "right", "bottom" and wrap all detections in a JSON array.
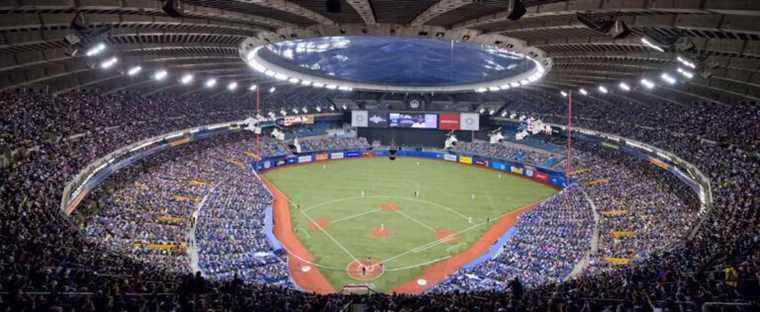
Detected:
[
  {"left": 579, "top": 88, "right": 588, "bottom": 96},
  {"left": 677, "top": 56, "right": 696, "bottom": 69},
  {"left": 302, "top": 107, "right": 308, "bottom": 113},
  {"left": 619, "top": 82, "right": 631, "bottom": 91},
  {"left": 510, "top": 82, "right": 520, "bottom": 88},
  {"left": 206, "top": 78, "right": 217, "bottom": 88},
  {"left": 329, "top": 105, "right": 336, "bottom": 111},
  {"left": 249, "top": 84, "right": 258, "bottom": 91},
  {"left": 499, "top": 84, "right": 511, "bottom": 90},
  {"left": 560, "top": 91, "right": 568, "bottom": 97},
  {"left": 312, "top": 82, "right": 325, "bottom": 88},
  {"left": 677, "top": 68, "right": 694, "bottom": 79},
  {"left": 288, "top": 77, "right": 300, "bottom": 84},
  {"left": 501, "top": 111, "right": 508, "bottom": 117},
  {"left": 341, "top": 104, "right": 348, "bottom": 110},
  {"left": 660, "top": 73, "right": 677, "bottom": 85},
  {"left": 227, "top": 81, "right": 238, "bottom": 90},
  {"left": 153, "top": 70, "right": 168, "bottom": 81},
  {"left": 280, "top": 109, "right": 287, "bottom": 116},
  {"left": 127, "top": 66, "right": 142, "bottom": 76},
  {"left": 315, "top": 106, "right": 322, "bottom": 112},
  {"left": 180, "top": 74, "right": 194, "bottom": 85},
  {"left": 640, "top": 78, "right": 655, "bottom": 89},
  {"left": 85, "top": 43, "right": 106, "bottom": 56},
  {"left": 100, "top": 56, "right": 118, "bottom": 69},
  {"left": 488, "top": 109, "right": 495, "bottom": 115},
  {"left": 479, "top": 108, "right": 486, "bottom": 114},
  {"left": 301, "top": 80, "right": 312, "bottom": 86},
  {"left": 475, "top": 88, "right": 487, "bottom": 93},
  {"left": 598, "top": 86, "right": 608, "bottom": 94},
  {"left": 292, "top": 108, "right": 299, "bottom": 114},
  {"left": 274, "top": 73, "right": 288, "bottom": 81},
  {"left": 325, "top": 84, "right": 338, "bottom": 90},
  {"left": 269, "top": 87, "right": 276, "bottom": 93},
  {"left": 488, "top": 86, "right": 500, "bottom": 92},
  {"left": 265, "top": 70, "right": 276, "bottom": 77},
  {"left": 641, "top": 37, "right": 665, "bottom": 52}
]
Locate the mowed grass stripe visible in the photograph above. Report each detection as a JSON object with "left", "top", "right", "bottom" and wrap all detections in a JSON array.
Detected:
[{"left": 263, "top": 157, "right": 556, "bottom": 292}]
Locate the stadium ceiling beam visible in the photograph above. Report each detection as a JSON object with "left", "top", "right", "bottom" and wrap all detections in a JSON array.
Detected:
[
  {"left": 0, "top": 19, "right": 261, "bottom": 38},
  {"left": 0, "top": 2, "right": 295, "bottom": 30},
  {"left": 534, "top": 37, "right": 760, "bottom": 60},
  {"left": 345, "top": 0, "right": 377, "bottom": 25},
  {"left": 487, "top": 11, "right": 760, "bottom": 37},
  {"left": 0, "top": 35, "right": 243, "bottom": 55},
  {"left": 226, "top": 0, "right": 337, "bottom": 26},
  {"left": 452, "top": 0, "right": 760, "bottom": 30},
  {"left": 409, "top": 0, "right": 474, "bottom": 27}
]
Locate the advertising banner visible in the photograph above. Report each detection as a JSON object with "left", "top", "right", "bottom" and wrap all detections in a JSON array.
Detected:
[
  {"left": 263, "top": 160, "right": 272, "bottom": 169},
  {"left": 490, "top": 161, "right": 506, "bottom": 171},
  {"left": 474, "top": 159, "right": 489, "bottom": 167},
  {"left": 650, "top": 158, "right": 670, "bottom": 170},
  {"left": 344, "top": 151, "right": 361, "bottom": 158},
  {"left": 439, "top": 113, "right": 460, "bottom": 130},
  {"left": 297, "top": 155, "right": 313, "bottom": 163},
  {"left": 534, "top": 171, "right": 548, "bottom": 182},
  {"left": 276, "top": 159, "right": 286, "bottom": 166},
  {"left": 525, "top": 168, "right": 534, "bottom": 177},
  {"left": 368, "top": 111, "right": 389, "bottom": 128},
  {"left": 510, "top": 166, "right": 523, "bottom": 175},
  {"left": 351, "top": 110, "right": 368, "bottom": 127},
  {"left": 459, "top": 112, "right": 480, "bottom": 131},
  {"left": 459, "top": 156, "right": 473, "bottom": 165},
  {"left": 443, "top": 153, "right": 458, "bottom": 162},
  {"left": 330, "top": 152, "right": 344, "bottom": 160},
  {"left": 389, "top": 113, "right": 438, "bottom": 128},
  {"left": 315, "top": 153, "right": 328, "bottom": 161}
]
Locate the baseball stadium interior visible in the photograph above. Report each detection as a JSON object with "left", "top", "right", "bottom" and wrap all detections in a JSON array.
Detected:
[{"left": 1, "top": 0, "right": 759, "bottom": 311}]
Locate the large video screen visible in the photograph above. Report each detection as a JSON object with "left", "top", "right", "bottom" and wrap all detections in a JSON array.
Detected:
[{"left": 389, "top": 113, "right": 438, "bottom": 128}]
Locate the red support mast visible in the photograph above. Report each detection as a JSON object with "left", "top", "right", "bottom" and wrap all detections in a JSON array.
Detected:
[
  {"left": 565, "top": 91, "right": 573, "bottom": 186},
  {"left": 256, "top": 87, "right": 261, "bottom": 158}
]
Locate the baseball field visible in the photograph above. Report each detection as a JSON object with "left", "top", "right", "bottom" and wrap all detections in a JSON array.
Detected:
[{"left": 262, "top": 156, "right": 556, "bottom": 293}]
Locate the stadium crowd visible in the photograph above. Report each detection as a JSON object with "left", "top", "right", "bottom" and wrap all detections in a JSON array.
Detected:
[
  {"left": 0, "top": 88, "right": 757, "bottom": 311},
  {"left": 297, "top": 136, "right": 370, "bottom": 153},
  {"left": 450, "top": 141, "right": 556, "bottom": 166}
]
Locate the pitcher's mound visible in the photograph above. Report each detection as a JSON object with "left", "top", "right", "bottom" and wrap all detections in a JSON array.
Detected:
[
  {"left": 435, "top": 228, "right": 458, "bottom": 244},
  {"left": 378, "top": 201, "right": 399, "bottom": 211},
  {"left": 370, "top": 226, "right": 390, "bottom": 239},
  {"left": 308, "top": 218, "right": 330, "bottom": 231},
  {"left": 346, "top": 258, "right": 384, "bottom": 281}
]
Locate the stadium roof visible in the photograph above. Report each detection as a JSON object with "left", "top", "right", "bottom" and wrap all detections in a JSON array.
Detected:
[{"left": 1, "top": 0, "right": 759, "bottom": 105}]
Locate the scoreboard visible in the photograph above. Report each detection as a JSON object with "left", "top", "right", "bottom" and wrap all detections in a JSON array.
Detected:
[{"left": 352, "top": 111, "right": 479, "bottom": 131}]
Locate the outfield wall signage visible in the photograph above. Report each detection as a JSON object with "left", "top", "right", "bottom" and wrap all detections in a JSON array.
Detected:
[
  {"left": 439, "top": 113, "right": 460, "bottom": 130},
  {"left": 510, "top": 166, "right": 524, "bottom": 175},
  {"left": 443, "top": 154, "right": 458, "bottom": 162},
  {"left": 344, "top": 151, "right": 362, "bottom": 158},
  {"left": 297, "top": 155, "right": 313, "bottom": 163},
  {"left": 315, "top": 153, "right": 328, "bottom": 161},
  {"left": 459, "top": 156, "right": 473, "bottom": 165},
  {"left": 330, "top": 152, "right": 344, "bottom": 160}
]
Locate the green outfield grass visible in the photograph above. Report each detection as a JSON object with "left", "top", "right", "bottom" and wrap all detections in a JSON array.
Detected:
[{"left": 263, "top": 157, "right": 557, "bottom": 292}]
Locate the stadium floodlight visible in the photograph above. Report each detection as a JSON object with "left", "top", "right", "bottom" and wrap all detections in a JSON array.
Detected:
[
  {"left": 579, "top": 88, "right": 588, "bottom": 95},
  {"left": 269, "top": 87, "right": 276, "bottom": 93},
  {"left": 100, "top": 56, "right": 118, "bottom": 69},
  {"left": 509, "top": 82, "right": 520, "bottom": 88},
  {"left": 519, "top": 79, "right": 530, "bottom": 86},
  {"left": 315, "top": 106, "right": 322, "bottom": 112},
  {"left": 640, "top": 78, "right": 655, "bottom": 89},
  {"left": 338, "top": 86, "right": 352, "bottom": 91},
  {"left": 330, "top": 105, "right": 336, "bottom": 111},
  {"left": 205, "top": 78, "right": 217, "bottom": 88},
  {"left": 598, "top": 86, "right": 608, "bottom": 94},
  {"left": 500, "top": 84, "right": 511, "bottom": 90},
  {"left": 302, "top": 107, "right": 308, "bottom": 113},
  {"left": 288, "top": 77, "right": 300, "bottom": 84},
  {"left": 619, "top": 82, "right": 631, "bottom": 91},
  {"left": 325, "top": 84, "right": 338, "bottom": 90},
  {"left": 677, "top": 56, "right": 696, "bottom": 69},
  {"left": 641, "top": 37, "right": 665, "bottom": 52},
  {"left": 501, "top": 111, "right": 508, "bottom": 117},
  {"left": 489, "top": 109, "right": 496, "bottom": 115},
  {"left": 153, "top": 70, "right": 168, "bottom": 81},
  {"left": 180, "top": 74, "right": 194, "bottom": 85},
  {"left": 280, "top": 109, "right": 287, "bottom": 116},
  {"left": 265, "top": 70, "right": 276, "bottom": 77},
  {"left": 85, "top": 43, "right": 106, "bottom": 57},
  {"left": 488, "top": 86, "right": 500, "bottom": 92},
  {"left": 127, "top": 66, "right": 142, "bottom": 76},
  {"left": 312, "top": 82, "right": 325, "bottom": 88},
  {"left": 677, "top": 68, "right": 694, "bottom": 79},
  {"left": 274, "top": 73, "right": 288, "bottom": 81},
  {"left": 292, "top": 108, "right": 299, "bottom": 114},
  {"left": 660, "top": 73, "right": 676, "bottom": 85},
  {"left": 227, "top": 81, "right": 238, "bottom": 90},
  {"left": 249, "top": 84, "right": 258, "bottom": 91},
  {"left": 560, "top": 91, "right": 568, "bottom": 97},
  {"left": 475, "top": 88, "right": 487, "bottom": 93},
  {"left": 341, "top": 104, "right": 348, "bottom": 110},
  {"left": 301, "top": 80, "right": 312, "bottom": 86},
  {"left": 479, "top": 108, "right": 486, "bottom": 114}
]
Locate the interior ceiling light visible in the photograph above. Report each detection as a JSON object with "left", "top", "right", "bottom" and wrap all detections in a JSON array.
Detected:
[
  {"left": 619, "top": 82, "right": 631, "bottom": 91},
  {"left": 269, "top": 87, "right": 276, "bottom": 93},
  {"left": 579, "top": 88, "right": 588, "bottom": 95},
  {"left": 180, "top": 74, "right": 193, "bottom": 84},
  {"left": 560, "top": 91, "right": 568, "bottom": 97},
  {"left": 640, "top": 78, "right": 655, "bottom": 89},
  {"left": 227, "top": 81, "right": 238, "bottom": 90},
  {"left": 475, "top": 88, "right": 487, "bottom": 93},
  {"left": 100, "top": 57, "right": 118, "bottom": 69},
  {"left": 598, "top": 86, "right": 608, "bottom": 94},
  {"left": 677, "top": 68, "right": 694, "bottom": 79},
  {"left": 154, "top": 70, "right": 168, "bottom": 81},
  {"left": 677, "top": 56, "right": 696, "bottom": 69},
  {"left": 85, "top": 43, "right": 106, "bottom": 57},
  {"left": 288, "top": 77, "right": 300, "bottom": 84},
  {"left": 127, "top": 66, "right": 142, "bottom": 76},
  {"left": 249, "top": 84, "right": 258, "bottom": 91},
  {"left": 660, "top": 73, "right": 676, "bottom": 85},
  {"left": 641, "top": 37, "right": 665, "bottom": 52},
  {"left": 206, "top": 78, "right": 217, "bottom": 88}
]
